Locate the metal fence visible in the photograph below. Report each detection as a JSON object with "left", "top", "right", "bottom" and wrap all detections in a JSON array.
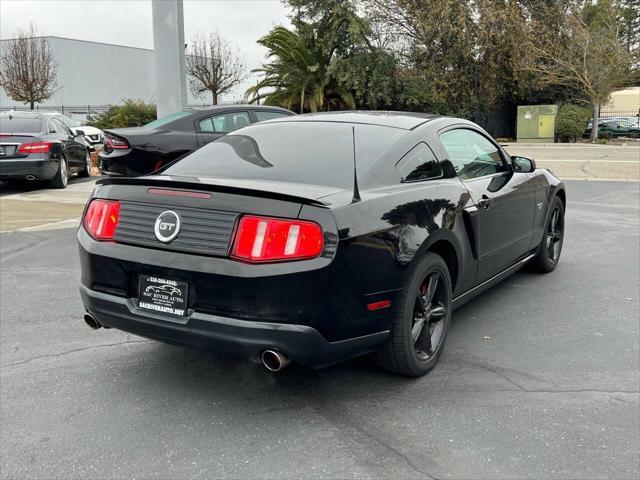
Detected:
[{"left": 599, "top": 106, "right": 640, "bottom": 126}]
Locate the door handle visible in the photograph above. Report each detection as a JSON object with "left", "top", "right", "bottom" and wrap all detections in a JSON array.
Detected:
[{"left": 478, "top": 195, "right": 493, "bottom": 210}]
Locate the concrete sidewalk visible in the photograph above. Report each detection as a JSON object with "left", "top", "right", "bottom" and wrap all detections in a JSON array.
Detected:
[
  {"left": 0, "top": 178, "right": 95, "bottom": 233},
  {"left": 504, "top": 142, "right": 640, "bottom": 181}
]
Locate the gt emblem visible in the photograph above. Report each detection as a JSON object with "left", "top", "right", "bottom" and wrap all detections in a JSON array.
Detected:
[{"left": 154, "top": 210, "right": 181, "bottom": 243}]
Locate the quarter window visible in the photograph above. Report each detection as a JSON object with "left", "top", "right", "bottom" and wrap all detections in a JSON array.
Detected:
[
  {"left": 254, "top": 111, "right": 290, "bottom": 122},
  {"left": 396, "top": 143, "right": 442, "bottom": 182},
  {"left": 440, "top": 129, "right": 505, "bottom": 180},
  {"left": 198, "top": 112, "right": 251, "bottom": 133}
]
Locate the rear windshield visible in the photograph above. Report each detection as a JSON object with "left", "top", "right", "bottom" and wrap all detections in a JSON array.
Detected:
[
  {"left": 0, "top": 117, "right": 42, "bottom": 133},
  {"left": 164, "top": 122, "right": 405, "bottom": 189},
  {"left": 144, "top": 111, "right": 191, "bottom": 129}
]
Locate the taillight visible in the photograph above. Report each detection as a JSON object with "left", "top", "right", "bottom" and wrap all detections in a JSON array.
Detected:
[
  {"left": 18, "top": 141, "right": 53, "bottom": 154},
  {"left": 231, "top": 215, "right": 324, "bottom": 263},
  {"left": 103, "top": 134, "right": 129, "bottom": 153},
  {"left": 83, "top": 199, "right": 120, "bottom": 240}
]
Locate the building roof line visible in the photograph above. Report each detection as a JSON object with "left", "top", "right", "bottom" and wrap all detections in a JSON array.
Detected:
[{"left": 0, "top": 35, "right": 153, "bottom": 52}]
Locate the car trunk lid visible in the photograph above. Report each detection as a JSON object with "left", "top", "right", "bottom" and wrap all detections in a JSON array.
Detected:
[{"left": 0, "top": 134, "right": 36, "bottom": 158}]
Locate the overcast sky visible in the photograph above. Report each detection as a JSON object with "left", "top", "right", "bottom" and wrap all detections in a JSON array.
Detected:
[{"left": 0, "top": 0, "right": 291, "bottom": 101}]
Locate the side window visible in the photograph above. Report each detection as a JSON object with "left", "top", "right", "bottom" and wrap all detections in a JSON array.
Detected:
[
  {"left": 395, "top": 143, "right": 442, "bottom": 182},
  {"left": 52, "top": 118, "right": 72, "bottom": 135},
  {"left": 440, "top": 129, "right": 505, "bottom": 180},
  {"left": 254, "top": 111, "right": 290, "bottom": 122},
  {"left": 198, "top": 112, "right": 251, "bottom": 133},
  {"left": 198, "top": 117, "right": 215, "bottom": 132}
]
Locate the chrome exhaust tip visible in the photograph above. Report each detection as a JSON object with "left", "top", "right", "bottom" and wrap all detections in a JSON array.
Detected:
[
  {"left": 261, "top": 349, "right": 291, "bottom": 372},
  {"left": 25, "top": 175, "right": 36, "bottom": 181},
  {"left": 83, "top": 312, "right": 101, "bottom": 330}
]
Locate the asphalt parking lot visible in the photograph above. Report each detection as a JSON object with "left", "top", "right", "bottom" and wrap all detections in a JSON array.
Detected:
[{"left": 0, "top": 180, "right": 638, "bottom": 479}]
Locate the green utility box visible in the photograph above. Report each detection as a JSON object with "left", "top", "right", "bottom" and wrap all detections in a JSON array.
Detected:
[{"left": 517, "top": 105, "right": 558, "bottom": 143}]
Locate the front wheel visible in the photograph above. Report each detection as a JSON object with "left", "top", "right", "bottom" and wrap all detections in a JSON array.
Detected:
[
  {"left": 375, "top": 252, "right": 452, "bottom": 376},
  {"left": 78, "top": 150, "right": 92, "bottom": 178},
  {"left": 49, "top": 156, "right": 68, "bottom": 189},
  {"left": 530, "top": 196, "right": 565, "bottom": 273}
]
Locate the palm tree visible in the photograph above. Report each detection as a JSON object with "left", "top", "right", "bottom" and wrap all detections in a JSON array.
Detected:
[{"left": 246, "top": 26, "right": 355, "bottom": 113}]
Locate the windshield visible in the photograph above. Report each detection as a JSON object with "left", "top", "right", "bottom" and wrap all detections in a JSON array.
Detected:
[
  {"left": 144, "top": 111, "right": 191, "bottom": 129},
  {"left": 0, "top": 116, "right": 42, "bottom": 133},
  {"left": 164, "top": 122, "right": 405, "bottom": 189}
]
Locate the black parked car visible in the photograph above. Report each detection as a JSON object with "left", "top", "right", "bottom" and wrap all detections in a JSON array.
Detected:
[
  {"left": 79, "top": 112, "right": 566, "bottom": 376},
  {"left": 0, "top": 111, "right": 92, "bottom": 188},
  {"left": 98, "top": 105, "right": 293, "bottom": 177}
]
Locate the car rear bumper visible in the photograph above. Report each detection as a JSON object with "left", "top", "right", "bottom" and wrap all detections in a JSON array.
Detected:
[
  {"left": 79, "top": 284, "right": 388, "bottom": 368},
  {"left": 0, "top": 157, "right": 58, "bottom": 180}
]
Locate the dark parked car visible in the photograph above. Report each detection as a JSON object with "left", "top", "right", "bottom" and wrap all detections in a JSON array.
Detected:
[
  {"left": 585, "top": 119, "right": 640, "bottom": 138},
  {"left": 0, "top": 111, "right": 92, "bottom": 188},
  {"left": 98, "top": 105, "right": 293, "bottom": 177},
  {"left": 79, "top": 112, "right": 566, "bottom": 376}
]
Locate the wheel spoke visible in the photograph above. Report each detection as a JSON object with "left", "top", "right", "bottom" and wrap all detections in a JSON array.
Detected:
[
  {"left": 426, "top": 273, "right": 439, "bottom": 303},
  {"left": 550, "top": 209, "right": 558, "bottom": 231},
  {"left": 415, "top": 290, "right": 428, "bottom": 313},
  {"left": 431, "top": 305, "right": 446, "bottom": 320},
  {"left": 412, "top": 317, "right": 426, "bottom": 342},
  {"left": 416, "top": 320, "right": 432, "bottom": 354}
]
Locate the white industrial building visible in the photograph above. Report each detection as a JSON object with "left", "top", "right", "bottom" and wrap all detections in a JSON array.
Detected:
[{"left": 0, "top": 36, "right": 218, "bottom": 115}]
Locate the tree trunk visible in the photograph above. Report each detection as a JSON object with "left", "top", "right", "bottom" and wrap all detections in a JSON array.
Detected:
[
  {"left": 29, "top": 101, "right": 34, "bottom": 110},
  {"left": 590, "top": 103, "right": 600, "bottom": 143},
  {"left": 211, "top": 90, "right": 218, "bottom": 105}
]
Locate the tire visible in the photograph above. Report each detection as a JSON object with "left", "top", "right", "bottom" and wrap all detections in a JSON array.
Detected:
[
  {"left": 375, "top": 252, "right": 452, "bottom": 377},
  {"left": 49, "top": 156, "right": 68, "bottom": 189},
  {"left": 78, "top": 150, "right": 92, "bottom": 178},
  {"left": 530, "top": 196, "right": 565, "bottom": 273}
]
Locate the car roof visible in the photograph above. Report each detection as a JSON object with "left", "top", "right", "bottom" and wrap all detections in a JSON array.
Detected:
[
  {"left": 270, "top": 111, "right": 441, "bottom": 130},
  {"left": 0, "top": 111, "right": 57, "bottom": 119},
  {"left": 189, "top": 104, "right": 292, "bottom": 113}
]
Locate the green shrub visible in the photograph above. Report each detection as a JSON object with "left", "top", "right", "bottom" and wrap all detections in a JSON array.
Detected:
[
  {"left": 555, "top": 104, "right": 592, "bottom": 142},
  {"left": 87, "top": 99, "right": 157, "bottom": 130},
  {"left": 596, "top": 138, "right": 608, "bottom": 145}
]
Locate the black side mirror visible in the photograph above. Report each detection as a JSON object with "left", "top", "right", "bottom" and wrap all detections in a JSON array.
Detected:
[
  {"left": 75, "top": 129, "right": 85, "bottom": 137},
  {"left": 512, "top": 156, "right": 536, "bottom": 173}
]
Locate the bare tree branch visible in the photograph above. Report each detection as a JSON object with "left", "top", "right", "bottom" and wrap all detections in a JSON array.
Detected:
[
  {"left": 185, "top": 32, "right": 247, "bottom": 105},
  {"left": 0, "top": 23, "right": 58, "bottom": 109}
]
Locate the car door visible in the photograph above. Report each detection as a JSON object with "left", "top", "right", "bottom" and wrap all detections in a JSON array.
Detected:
[
  {"left": 195, "top": 111, "right": 251, "bottom": 147},
  {"left": 50, "top": 118, "right": 84, "bottom": 169},
  {"left": 438, "top": 127, "right": 537, "bottom": 281}
]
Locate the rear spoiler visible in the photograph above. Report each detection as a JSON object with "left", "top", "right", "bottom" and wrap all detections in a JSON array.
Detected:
[{"left": 96, "top": 176, "right": 331, "bottom": 207}]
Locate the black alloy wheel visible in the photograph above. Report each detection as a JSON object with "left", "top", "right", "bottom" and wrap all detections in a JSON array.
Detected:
[
  {"left": 531, "top": 196, "right": 565, "bottom": 273},
  {"left": 546, "top": 206, "right": 564, "bottom": 264},
  {"left": 412, "top": 271, "right": 448, "bottom": 361},
  {"left": 376, "top": 252, "right": 452, "bottom": 376}
]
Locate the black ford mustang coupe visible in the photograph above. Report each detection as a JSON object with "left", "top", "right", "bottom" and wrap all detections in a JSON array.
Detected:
[{"left": 78, "top": 112, "right": 566, "bottom": 376}]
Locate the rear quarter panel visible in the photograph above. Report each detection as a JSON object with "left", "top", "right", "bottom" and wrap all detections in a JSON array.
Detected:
[{"left": 330, "top": 178, "right": 478, "bottom": 300}]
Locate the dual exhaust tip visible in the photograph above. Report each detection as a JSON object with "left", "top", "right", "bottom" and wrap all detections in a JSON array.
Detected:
[{"left": 84, "top": 312, "right": 291, "bottom": 372}]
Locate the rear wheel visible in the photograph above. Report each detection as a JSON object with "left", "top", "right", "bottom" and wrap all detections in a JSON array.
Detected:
[
  {"left": 375, "top": 252, "right": 452, "bottom": 376},
  {"left": 78, "top": 150, "right": 92, "bottom": 178},
  {"left": 530, "top": 196, "right": 564, "bottom": 273},
  {"left": 49, "top": 156, "right": 68, "bottom": 189}
]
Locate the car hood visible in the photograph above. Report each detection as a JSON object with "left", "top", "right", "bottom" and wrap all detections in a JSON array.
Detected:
[{"left": 75, "top": 125, "right": 103, "bottom": 135}]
